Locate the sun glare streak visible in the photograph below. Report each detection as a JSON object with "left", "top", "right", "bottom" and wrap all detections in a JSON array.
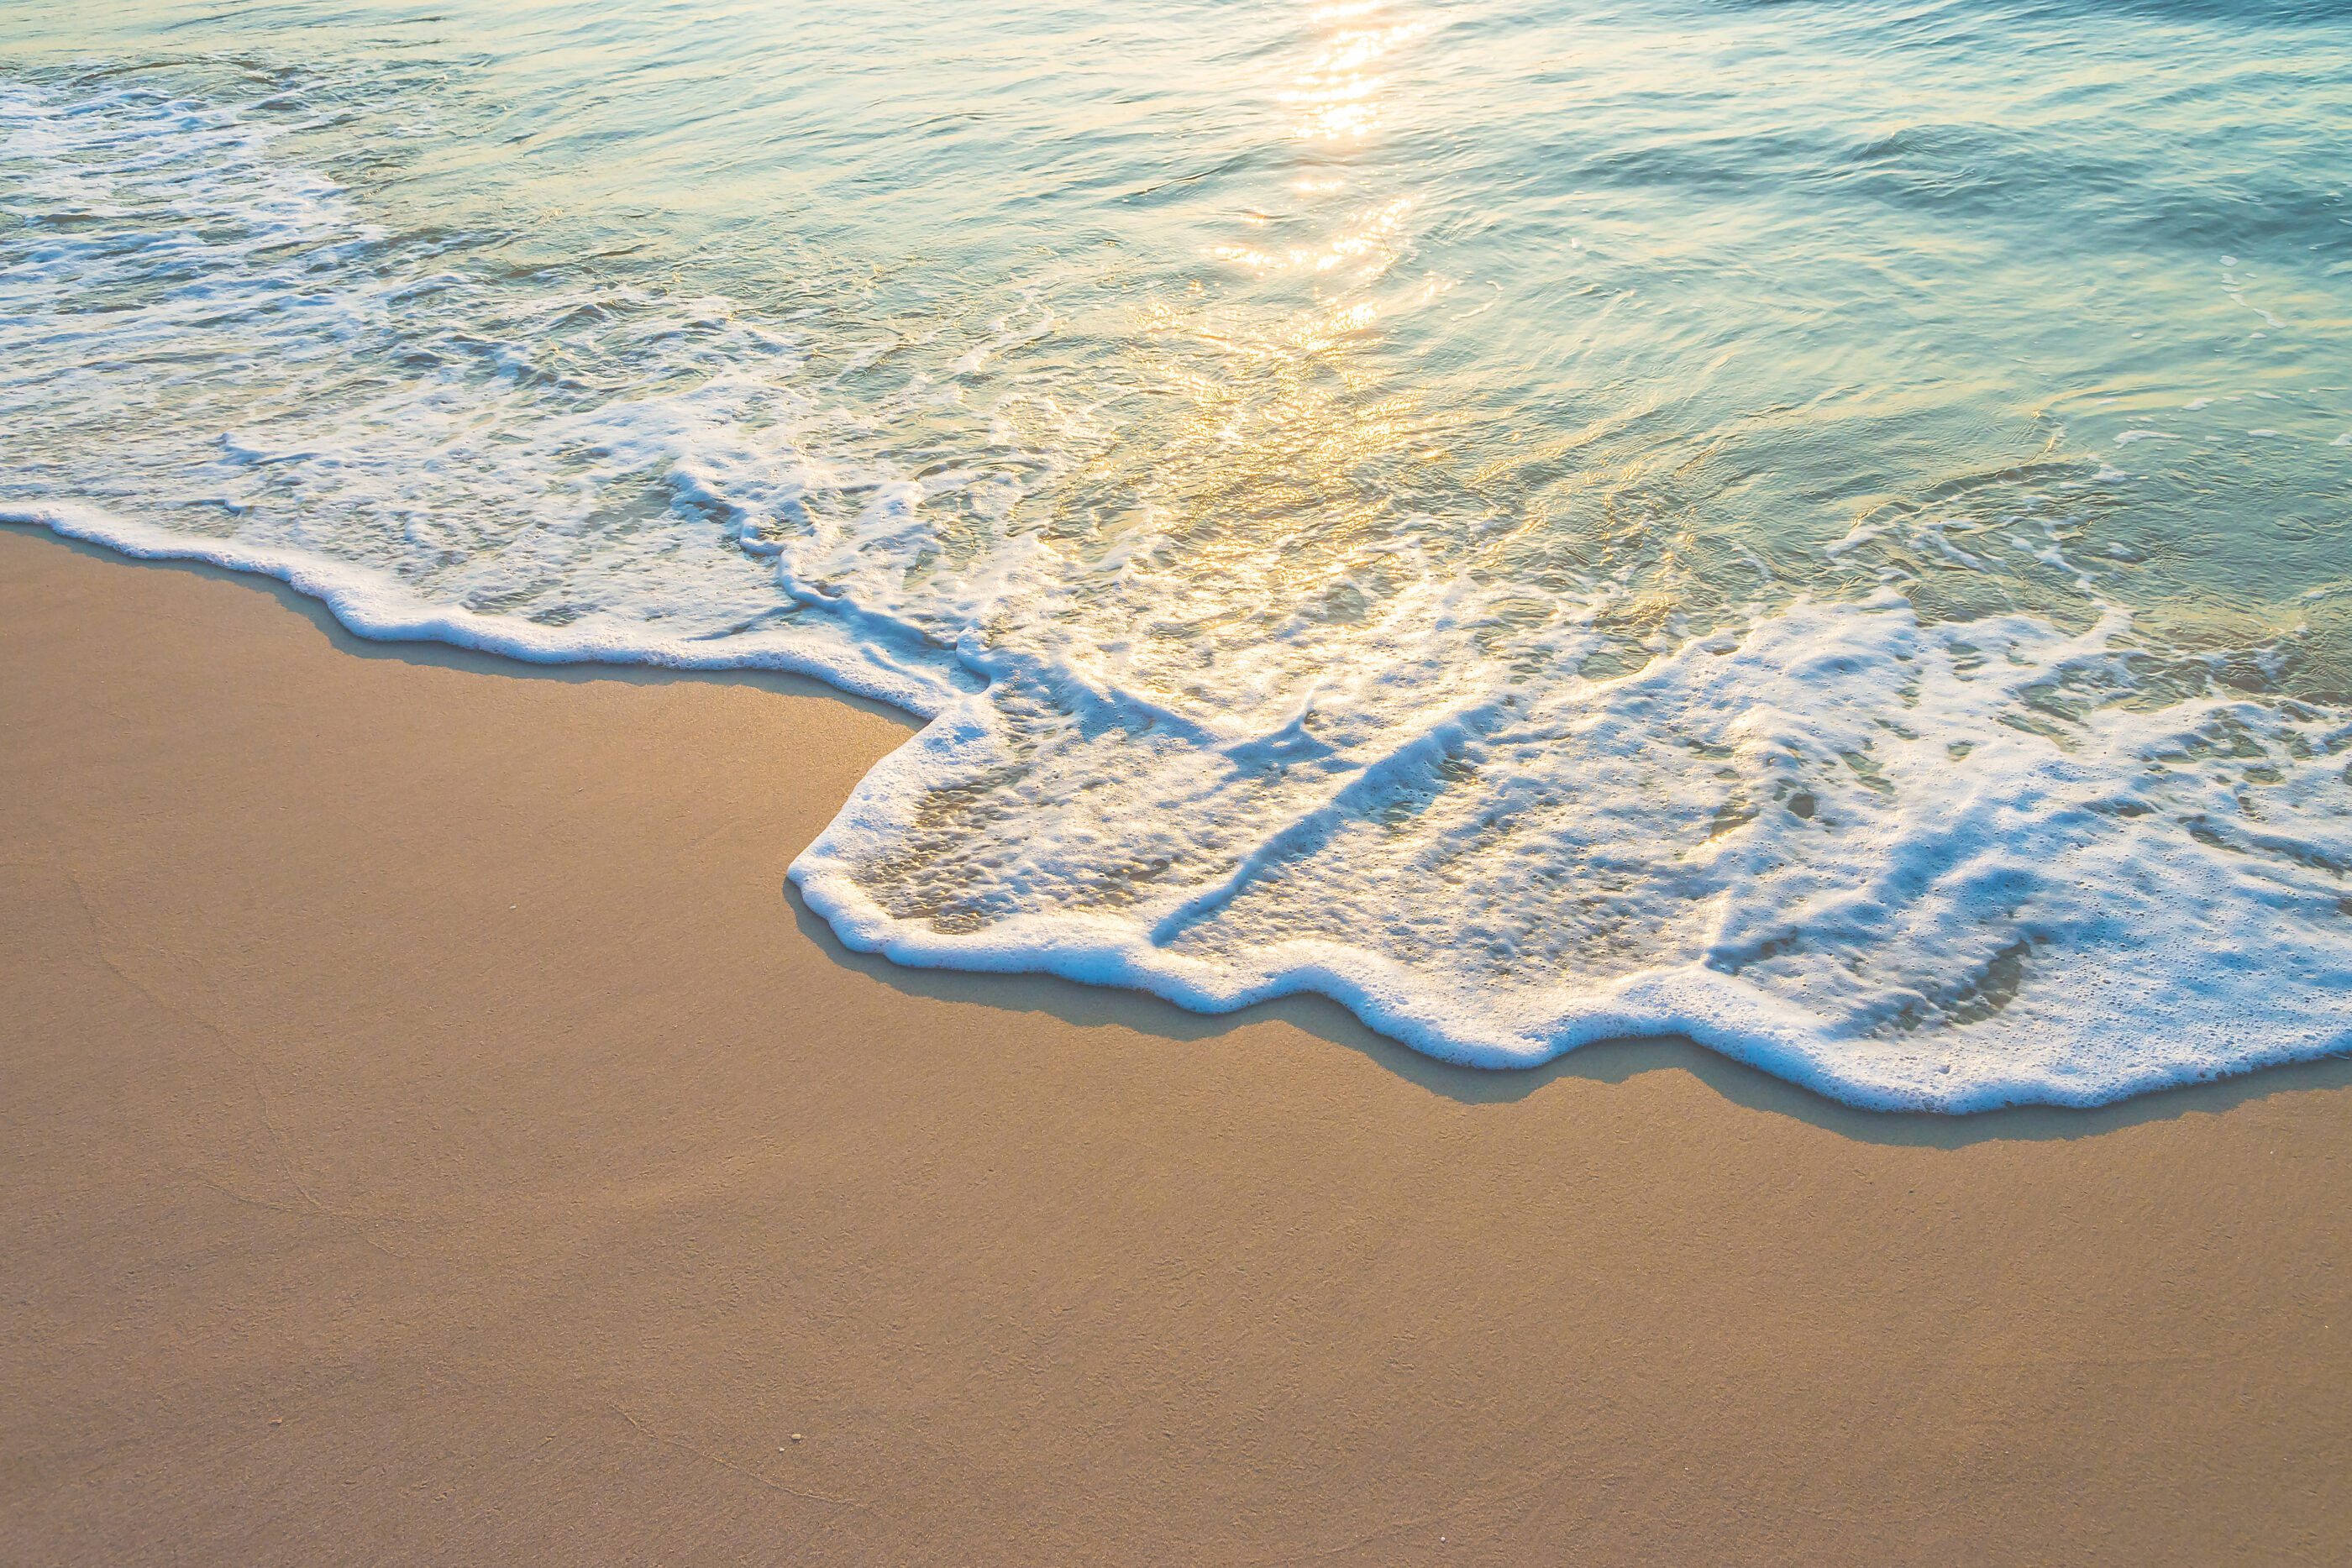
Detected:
[
  {"left": 1209, "top": 0, "right": 1430, "bottom": 287},
  {"left": 1278, "top": 16, "right": 1432, "bottom": 142},
  {"left": 1103, "top": 3, "right": 1483, "bottom": 649}
]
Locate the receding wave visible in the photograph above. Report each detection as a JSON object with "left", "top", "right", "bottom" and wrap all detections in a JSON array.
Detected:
[{"left": 6, "top": 0, "right": 2350, "bottom": 1110}]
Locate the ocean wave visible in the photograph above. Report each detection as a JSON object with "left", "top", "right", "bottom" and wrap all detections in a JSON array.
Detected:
[{"left": 8, "top": 8, "right": 2351, "bottom": 1110}]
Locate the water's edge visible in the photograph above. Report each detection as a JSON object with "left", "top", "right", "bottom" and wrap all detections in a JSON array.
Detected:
[{"left": 22, "top": 503, "right": 2343, "bottom": 1115}]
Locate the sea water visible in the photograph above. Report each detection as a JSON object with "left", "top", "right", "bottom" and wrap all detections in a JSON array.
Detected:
[{"left": 5, "top": 0, "right": 2349, "bottom": 1109}]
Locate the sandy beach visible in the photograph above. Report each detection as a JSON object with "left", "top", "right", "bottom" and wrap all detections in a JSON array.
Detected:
[{"left": 3, "top": 522, "right": 2347, "bottom": 1565}]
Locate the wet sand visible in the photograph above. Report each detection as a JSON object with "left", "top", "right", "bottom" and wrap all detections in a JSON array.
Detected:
[{"left": 4, "top": 522, "right": 2348, "bottom": 1565}]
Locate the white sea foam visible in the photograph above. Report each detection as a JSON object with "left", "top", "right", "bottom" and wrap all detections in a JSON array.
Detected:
[
  {"left": 9, "top": 58, "right": 2352, "bottom": 1111},
  {"left": 796, "top": 590, "right": 2352, "bottom": 1109}
]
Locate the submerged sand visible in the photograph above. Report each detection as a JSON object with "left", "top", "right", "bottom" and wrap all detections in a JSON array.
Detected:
[{"left": 4, "top": 524, "right": 2347, "bottom": 1565}]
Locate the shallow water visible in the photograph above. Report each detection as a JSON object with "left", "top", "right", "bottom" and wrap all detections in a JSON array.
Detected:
[{"left": 6, "top": 0, "right": 2349, "bottom": 1107}]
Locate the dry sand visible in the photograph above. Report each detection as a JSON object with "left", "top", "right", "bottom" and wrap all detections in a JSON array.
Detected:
[{"left": 3, "top": 522, "right": 2348, "bottom": 1565}]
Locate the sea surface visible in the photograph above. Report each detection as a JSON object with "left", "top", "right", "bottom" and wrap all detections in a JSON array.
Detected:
[{"left": 6, "top": 0, "right": 2349, "bottom": 1108}]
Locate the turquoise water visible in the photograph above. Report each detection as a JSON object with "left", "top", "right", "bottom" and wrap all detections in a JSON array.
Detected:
[{"left": 5, "top": 0, "right": 2349, "bottom": 1107}]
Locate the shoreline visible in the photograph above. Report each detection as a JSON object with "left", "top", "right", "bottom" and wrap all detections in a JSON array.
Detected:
[
  {"left": 6, "top": 522, "right": 2349, "bottom": 1564},
  {"left": 18, "top": 515, "right": 2344, "bottom": 1113}
]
